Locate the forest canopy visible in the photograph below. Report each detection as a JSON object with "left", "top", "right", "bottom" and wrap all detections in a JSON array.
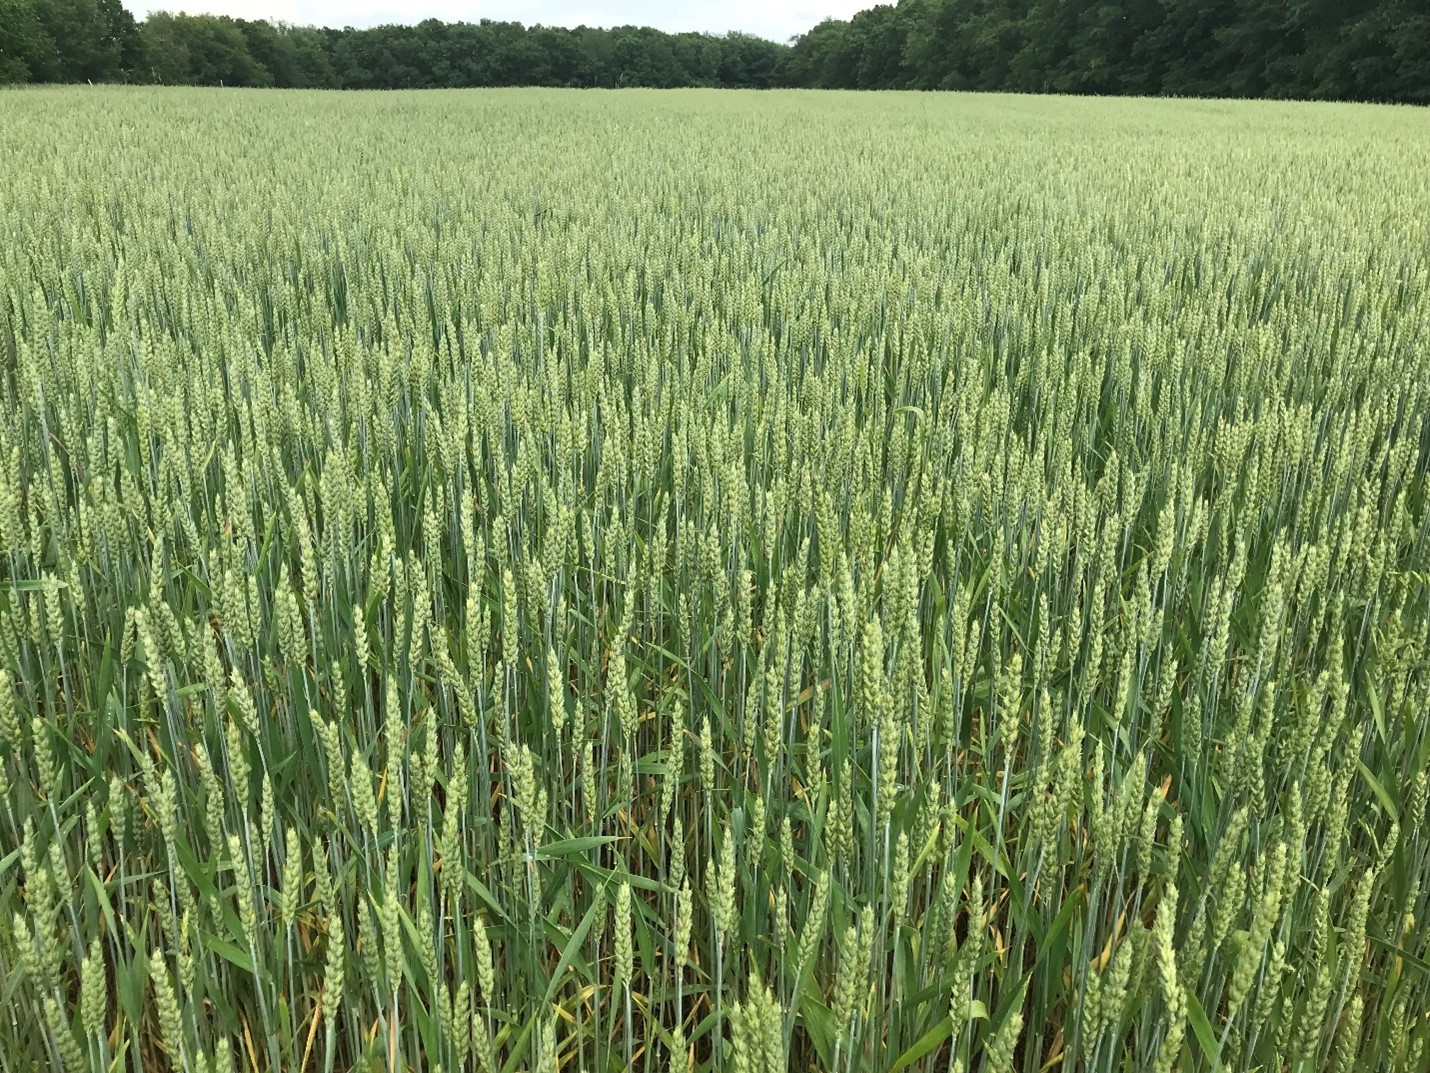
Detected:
[{"left": 0, "top": 0, "right": 1426, "bottom": 102}]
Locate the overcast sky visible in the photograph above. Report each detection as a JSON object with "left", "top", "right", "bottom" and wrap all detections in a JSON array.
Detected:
[{"left": 126, "top": 2, "right": 869, "bottom": 42}]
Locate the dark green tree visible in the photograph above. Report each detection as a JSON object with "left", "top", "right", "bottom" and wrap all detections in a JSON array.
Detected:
[
  {"left": 138, "top": 12, "right": 269, "bottom": 86},
  {"left": 6, "top": 0, "right": 1426, "bottom": 103},
  {"left": 0, "top": 0, "right": 54, "bottom": 82}
]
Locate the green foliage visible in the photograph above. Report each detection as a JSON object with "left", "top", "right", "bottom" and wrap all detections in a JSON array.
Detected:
[
  {"left": 3, "top": 0, "right": 1426, "bottom": 99},
  {"left": 0, "top": 87, "right": 1427, "bottom": 1073},
  {"left": 0, "top": 0, "right": 137, "bottom": 83},
  {"left": 0, "top": 2, "right": 792, "bottom": 89},
  {"left": 789, "top": 0, "right": 1430, "bottom": 102},
  {"left": 137, "top": 12, "right": 271, "bottom": 87},
  {"left": 0, "top": 0, "right": 46, "bottom": 82}
]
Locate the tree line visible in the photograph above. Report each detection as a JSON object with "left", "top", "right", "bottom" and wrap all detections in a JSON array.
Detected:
[
  {"left": 0, "top": 1, "right": 788, "bottom": 89},
  {"left": 786, "top": 0, "right": 1430, "bottom": 103},
  {"left": 1, "top": 0, "right": 1426, "bottom": 102}
]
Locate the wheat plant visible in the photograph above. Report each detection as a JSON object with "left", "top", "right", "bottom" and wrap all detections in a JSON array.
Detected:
[{"left": 0, "top": 86, "right": 1427, "bottom": 1073}]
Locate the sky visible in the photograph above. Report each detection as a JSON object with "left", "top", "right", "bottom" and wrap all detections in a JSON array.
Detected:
[{"left": 125, "top": 1, "right": 870, "bottom": 42}]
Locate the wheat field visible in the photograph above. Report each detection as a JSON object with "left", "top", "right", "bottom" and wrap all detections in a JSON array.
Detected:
[{"left": 0, "top": 86, "right": 1427, "bottom": 1072}]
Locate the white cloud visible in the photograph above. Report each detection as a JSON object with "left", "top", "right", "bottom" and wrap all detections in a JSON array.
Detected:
[{"left": 126, "top": 1, "right": 870, "bottom": 43}]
